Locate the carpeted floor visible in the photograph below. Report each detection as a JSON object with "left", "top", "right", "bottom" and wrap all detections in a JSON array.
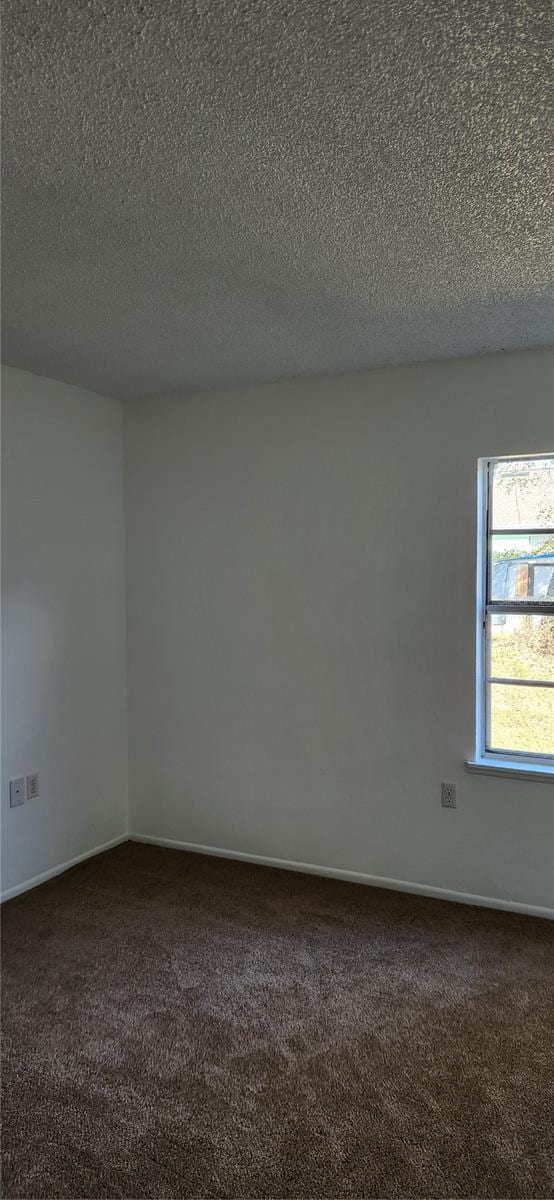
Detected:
[{"left": 1, "top": 842, "right": 553, "bottom": 1200}]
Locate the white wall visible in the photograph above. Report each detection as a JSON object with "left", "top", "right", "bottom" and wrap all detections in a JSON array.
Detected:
[
  {"left": 1, "top": 367, "right": 128, "bottom": 895},
  {"left": 124, "top": 348, "right": 554, "bottom": 912},
  {"left": 2, "top": 353, "right": 551, "bottom": 910}
]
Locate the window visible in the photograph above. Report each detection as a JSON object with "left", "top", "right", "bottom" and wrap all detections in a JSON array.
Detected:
[{"left": 476, "top": 454, "right": 554, "bottom": 771}]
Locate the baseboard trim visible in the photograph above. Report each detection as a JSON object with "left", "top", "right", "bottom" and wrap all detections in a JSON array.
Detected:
[
  {"left": 0, "top": 834, "right": 129, "bottom": 903},
  {"left": 129, "top": 833, "right": 554, "bottom": 920}
]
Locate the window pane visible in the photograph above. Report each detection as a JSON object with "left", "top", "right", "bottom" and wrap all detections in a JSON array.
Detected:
[
  {"left": 488, "top": 684, "right": 554, "bottom": 755},
  {"left": 490, "top": 534, "right": 554, "bottom": 601},
  {"left": 491, "top": 458, "right": 554, "bottom": 529},
  {"left": 489, "top": 614, "right": 554, "bottom": 682}
]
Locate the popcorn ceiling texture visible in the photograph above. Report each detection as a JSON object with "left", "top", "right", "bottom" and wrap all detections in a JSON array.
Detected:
[{"left": 2, "top": 0, "right": 552, "bottom": 398}]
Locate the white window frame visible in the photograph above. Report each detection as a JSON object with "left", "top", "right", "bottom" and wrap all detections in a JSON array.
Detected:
[{"left": 473, "top": 453, "right": 554, "bottom": 778}]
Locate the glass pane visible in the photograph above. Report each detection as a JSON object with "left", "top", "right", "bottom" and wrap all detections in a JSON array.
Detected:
[
  {"left": 490, "top": 534, "right": 554, "bottom": 601},
  {"left": 491, "top": 457, "right": 554, "bottom": 530},
  {"left": 489, "top": 614, "right": 554, "bottom": 681},
  {"left": 488, "top": 684, "right": 554, "bottom": 755}
]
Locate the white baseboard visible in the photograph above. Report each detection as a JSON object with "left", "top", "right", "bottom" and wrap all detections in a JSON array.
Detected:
[
  {"left": 0, "top": 834, "right": 129, "bottom": 903},
  {"left": 3, "top": 830, "right": 551, "bottom": 919},
  {"left": 129, "top": 833, "right": 554, "bottom": 920}
]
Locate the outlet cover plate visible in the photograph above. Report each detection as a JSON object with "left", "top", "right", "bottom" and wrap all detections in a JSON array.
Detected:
[
  {"left": 26, "top": 773, "right": 39, "bottom": 799},
  {"left": 441, "top": 781, "right": 457, "bottom": 808}
]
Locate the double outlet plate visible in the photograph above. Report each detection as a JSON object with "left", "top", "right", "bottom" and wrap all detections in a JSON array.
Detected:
[
  {"left": 441, "top": 781, "right": 457, "bottom": 808},
  {"left": 9, "top": 774, "right": 39, "bottom": 807}
]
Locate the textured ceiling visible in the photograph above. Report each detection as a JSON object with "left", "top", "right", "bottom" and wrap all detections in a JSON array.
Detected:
[{"left": 2, "top": 0, "right": 552, "bottom": 398}]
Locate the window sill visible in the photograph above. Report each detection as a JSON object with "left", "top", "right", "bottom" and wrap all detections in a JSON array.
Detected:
[{"left": 465, "top": 758, "right": 554, "bottom": 783}]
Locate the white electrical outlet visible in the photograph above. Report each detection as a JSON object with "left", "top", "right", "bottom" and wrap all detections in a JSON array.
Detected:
[
  {"left": 26, "top": 773, "right": 39, "bottom": 799},
  {"left": 9, "top": 778, "right": 25, "bottom": 808},
  {"left": 441, "top": 781, "right": 457, "bottom": 808}
]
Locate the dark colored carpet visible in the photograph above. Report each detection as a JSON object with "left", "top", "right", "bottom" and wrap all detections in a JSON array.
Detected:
[{"left": 1, "top": 842, "right": 553, "bottom": 1200}]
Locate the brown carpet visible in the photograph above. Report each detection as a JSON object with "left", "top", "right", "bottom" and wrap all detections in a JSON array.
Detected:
[{"left": 1, "top": 842, "right": 553, "bottom": 1200}]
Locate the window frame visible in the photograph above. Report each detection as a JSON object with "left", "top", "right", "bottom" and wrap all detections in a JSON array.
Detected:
[{"left": 475, "top": 453, "right": 554, "bottom": 772}]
